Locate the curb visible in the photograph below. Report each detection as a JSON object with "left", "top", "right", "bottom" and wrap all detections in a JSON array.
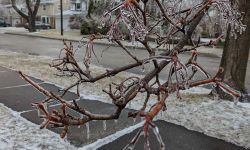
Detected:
[{"left": 4, "top": 32, "right": 220, "bottom": 58}]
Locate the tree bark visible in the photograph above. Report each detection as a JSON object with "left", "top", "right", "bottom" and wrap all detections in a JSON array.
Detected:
[
  {"left": 11, "top": 0, "right": 40, "bottom": 32},
  {"left": 219, "top": 0, "right": 250, "bottom": 99},
  {"left": 28, "top": 15, "right": 36, "bottom": 32}
]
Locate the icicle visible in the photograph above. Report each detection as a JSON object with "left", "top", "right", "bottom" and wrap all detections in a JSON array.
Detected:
[
  {"left": 128, "top": 101, "right": 132, "bottom": 108},
  {"left": 37, "top": 109, "right": 40, "bottom": 116},
  {"left": 152, "top": 126, "right": 165, "bottom": 150},
  {"left": 140, "top": 117, "right": 144, "bottom": 122},
  {"left": 131, "top": 34, "right": 135, "bottom": 46},
  {"left": 214, "top": 92, "right": 220, "bottom": 101},
  {"left": 234, "top": 97, "right": 239, "bottom": 105},
  {"left": 160, "top": 111, "right": 164, "bottom": 119},
  {"left": 212, "top": 88, "right": 220, "bottom": 101},
  {"left": 133, "top": 117, "right": 137, "bottom": 123},
  {"left": 184, "top": 81, "right": 190, "bottom": 89},
  {"left": 80, "top": 114, "right": 84, "bottom": 128},
  {"left": 123, "top": 129, "right": 143, "bottom": 150},
  {"left": 103, "top": 120, "right": 107, "bottom": 131},
  {"left": 44, "top": 102, "right": 48, "bottom": 110},
  {"left": 141, "top": 63, "right": 145, "bottom": 73},
  {"left": 86, "top": 122, "right": 90, "bottom": 140}
]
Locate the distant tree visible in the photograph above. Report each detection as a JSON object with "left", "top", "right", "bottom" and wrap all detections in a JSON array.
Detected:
[
  {"left": 86, "top": 0, "right": 94, "bottom": 18},
  {"left": 0, "top": 8, "right": 4, "bottom": 18},
  {"left": 219, "top": 0, "right": 250, "bottom": 101},
  {"left": 11, "top": 0, "right": 40, "bottom": 32},
  {"left": 0, "top": 0, "right": 10, "bottom": 18}
]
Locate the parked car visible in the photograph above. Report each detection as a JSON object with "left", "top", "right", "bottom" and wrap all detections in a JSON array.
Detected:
[
  {"left": 35, "top": 21, "right": 51, "bottom": 29},
  {"left": 0, "top": 18, "right": 11, "bottom": 27},
  {"left": 24, "top": 21, "right": 51, "bottom": 30}
]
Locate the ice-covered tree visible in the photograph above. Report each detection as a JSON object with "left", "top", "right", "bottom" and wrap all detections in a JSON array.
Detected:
[
  {"left": 219, "top": 0, "right": 250, "bottom": 102},
  {"left": 19, "top": 0, "right": 245, "bottom": 149}
]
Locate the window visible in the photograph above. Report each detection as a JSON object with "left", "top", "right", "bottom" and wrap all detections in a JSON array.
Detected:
[
  {"left": 43, "top": 5, "right": 46, "bottom": 10},
  {"left": 75, "top": 3, "right": 81, "bottom": 11},
  {"left": 41, "top": 16, "right": 50, "bottom": 24},
  {"left": 57, "top": 4, "right": 61, "bottom": 11}
]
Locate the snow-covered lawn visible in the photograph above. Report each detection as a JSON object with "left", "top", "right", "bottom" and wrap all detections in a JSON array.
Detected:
[{"left": 0, "top": 49, "right": 249, "bottom": 149}]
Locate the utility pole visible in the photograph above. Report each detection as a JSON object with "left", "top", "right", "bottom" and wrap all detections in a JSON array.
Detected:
[{"left": 60, "top": 0, "right": 63, "bottom": 36}]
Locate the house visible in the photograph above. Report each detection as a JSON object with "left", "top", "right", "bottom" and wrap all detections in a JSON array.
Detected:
[
  {"left": 36, "top": 0, "right": 88, "bottom": 30},
  {"left": 36, "top": 0, "right": 57, "bottom": 29},
  {"left": 0, "top": 0, "right": 88, "bottom": 29},
  {"left": 54, "top": 0, "right": 88, "bottom": 30},
  {"left": 0, "top": 1, "right": 23, "bottom": 26}
]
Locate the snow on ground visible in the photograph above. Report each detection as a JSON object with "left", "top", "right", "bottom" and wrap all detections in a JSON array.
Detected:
[
  {"left": 163, "top": 93, "right": 250, "bottom": 149},
  {"left": 0, "top": 103, "right": 76, "bottom": 150},
  {"left": 0, "top": 49, "right": 250, "bottom": 149}
]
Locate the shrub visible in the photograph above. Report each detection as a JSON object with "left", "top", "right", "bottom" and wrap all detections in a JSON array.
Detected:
[{"left": 80, "top": 19, "right": 109, "bottom": 35}]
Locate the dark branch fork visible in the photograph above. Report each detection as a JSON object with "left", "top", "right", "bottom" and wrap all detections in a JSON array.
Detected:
[{"left": 18, "top": 0, "right": 243, "bottom": 149}]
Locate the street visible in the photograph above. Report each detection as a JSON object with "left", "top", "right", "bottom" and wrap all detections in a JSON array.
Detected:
[{"left": 0, "top": 33, "right": 250, "bottom": 90}]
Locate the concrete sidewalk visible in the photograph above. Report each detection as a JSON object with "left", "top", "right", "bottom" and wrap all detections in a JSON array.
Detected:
[
  {"left": 0, "top": 65, "right": 249, "bottom": 150},
  {"left": 2, "top": 27, "right": 223, "bottom": 58},
  {"left": 0, "top": 66, "right": 141, "bottom": 148}
]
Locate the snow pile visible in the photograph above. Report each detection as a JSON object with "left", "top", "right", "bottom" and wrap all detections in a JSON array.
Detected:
[
  {"left": 0, "top": 103, "right": 76, "bottom": 150},
  {"left": 0, "top": 49, "right": 250, "bottom": 149}
]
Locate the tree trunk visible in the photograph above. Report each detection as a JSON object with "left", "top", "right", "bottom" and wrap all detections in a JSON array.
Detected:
[
  {"left": 28, "top": 15, "right": 36, "bottom": 32},
  {"left": 219, "top": 0, "right": 250, "bottom": 100},
  {"left": 11, "top": 0, "right": 40, "bottom": 32}
]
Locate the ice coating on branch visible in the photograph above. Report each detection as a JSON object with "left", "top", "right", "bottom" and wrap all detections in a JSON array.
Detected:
[
  {"left": 212, "top": 0, "right": 246, "bottom": 38},
  {"left": 103, "top": 2, "right": 148, "bottom": 41},
  {"left": 120, "top": 6, "right": 148, "bottom": 41},
  {"left": 152, "top": 126, "right": 165, "bottom": 150},
  {"left": 234, "top": 96, "right": 239, "bottom": 105},
  {"left": 106, "top": 17, "right": 123, "bottom": 41}
]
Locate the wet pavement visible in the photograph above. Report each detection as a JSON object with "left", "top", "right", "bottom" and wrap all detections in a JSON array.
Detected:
[
  {"left": 0, "top": 66, "right": 141, "bottom": 147},
  {"left": 99, "top": 120, "right": 248, "bottom": 150},
  {"left": 0, "top": 83, "right": 78, "bottom": 111},
  {"left": 0, "top": 65, "right": 249, "bottom": 150},
  {"left": 21, "top": 99, "right": 141, "bottom": 147},
  {"left": 0, "top": 68, "right": 42, "bottom": 89}
]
